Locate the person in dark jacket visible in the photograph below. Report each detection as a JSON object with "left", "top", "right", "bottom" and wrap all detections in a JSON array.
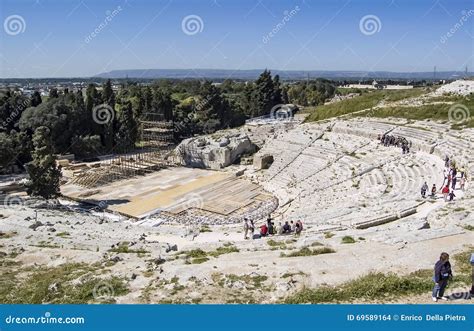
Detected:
[{"left": 432, "top": 252, "right": 453, "bottom": 301}]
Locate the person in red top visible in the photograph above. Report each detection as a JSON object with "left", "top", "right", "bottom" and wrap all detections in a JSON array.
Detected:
[
  {"left": 260, "top": 224, "right": 268, "bottom": 237},
  {"left": 442, "top": 185, "right": 450, "bottom": 201}
]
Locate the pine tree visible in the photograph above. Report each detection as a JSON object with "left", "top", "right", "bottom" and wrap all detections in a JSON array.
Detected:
[
  {"left": 254, "top": 69, "right": 276, "bottom": 116},
  {"left": 25, "top": 126, "right": 61, "bottom": 199}
]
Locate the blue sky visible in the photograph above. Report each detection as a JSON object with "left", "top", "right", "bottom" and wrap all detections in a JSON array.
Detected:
[{"left": 0, "top": 0, "right": 473, "bottom": 77}]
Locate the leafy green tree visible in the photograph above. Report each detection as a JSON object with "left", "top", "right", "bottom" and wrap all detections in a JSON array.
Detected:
[
  {"left": 151, "top": 88, "right": 174, "bottom": 121},
  {"left": 143, "top": 86, "right": 153, "bottom": 114},
  {"left": 49, "top": 88, "right": 59, "bottom": 98},
  {"left": 25, "top": 126, "right": 61, "bottom": 199},
  {"left": 272, "top": 74, "right": 283, "bottom": 105},
  {"left": 0, "top": 132, "right": 15, "bottom": 172},
  {"left": 30, "top": 91, "right": 42, "bottom": 107},
  {"left": 19, "top": 97, "right": 74, "bottom": 153},
  {"left": 115, "top": 100, "right": 138, "bottom": 152},
  {"left": 72, "top": 135, "right": 103, "bottom": 159}
]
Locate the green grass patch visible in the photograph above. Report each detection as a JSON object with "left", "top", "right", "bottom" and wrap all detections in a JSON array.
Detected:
[
  {"left": 0, "top": 231, "right": 17, "bottom": 239},
  {"left": 200, "top": 225, "right": 212, "bottom": 233},
  {"left": 182, "top": 245, "right": 239, "bottom": 263},
  {"left": 462, "top": 225, "right": 474, "bottom": 231},
  {"left": 208, "top": 245, "right": 239, "bottom": 257},
  {"left": 221, "top": 274, "right": 269, "bottom": 290},
  {"left": 341, "top": 236, "right": 356, "bottom": 244},
  {"left": 267, "top": 239, "right": 287, "bottom": 249},
  {"left": 55, "top": 232, "right": 70, "bottom": 238},
  {"left": 305, "top": 89, "right": 426, "bottom": 122},
  {"left": 282, "top": 271, "right": 307, "bottom": 278},
  {"left": 285, "top": 271, "right": 433, "bottom": 303},
  {"left": 108, "top": 242, "right": 149, "bottom": 254},
  {"left": 285, "top": 246, "right": 474, "bottom": 303},
  {"left": 0, "top": 262, "right": 129, "bottom": 304},
  {"left": 281, "top": 247, "right": 335, "bottom": 258},
  {"left": 355, "top": 95, "right": 474, "bottom": 128}
]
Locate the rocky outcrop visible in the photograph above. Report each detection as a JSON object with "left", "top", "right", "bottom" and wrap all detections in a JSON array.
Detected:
[{"left": 175, "top": 132, "right": 256, "bottom": 169}]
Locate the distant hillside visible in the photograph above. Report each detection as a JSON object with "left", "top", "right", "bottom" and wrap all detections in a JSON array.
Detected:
[{"left": 95, "top": 69, "right": 472, "bottom": 81}]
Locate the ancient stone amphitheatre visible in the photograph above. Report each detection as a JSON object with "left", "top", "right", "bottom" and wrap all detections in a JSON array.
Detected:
[{"left": 1, "top": 80, "right": 473, "bottom": 304}]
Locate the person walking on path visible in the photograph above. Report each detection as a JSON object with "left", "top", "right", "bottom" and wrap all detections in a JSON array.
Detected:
[
  {"left": 421, "top": 182, "right": 428, "bottom": 198},
  {"left": 432, "top": 252, "right": 453, "bottom": 302}
]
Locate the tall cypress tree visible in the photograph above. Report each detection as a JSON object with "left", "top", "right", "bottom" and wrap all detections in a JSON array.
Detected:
[
  {"left": 25, "top": 126, "right": 61, "bottom": 199},
  {"left": 115, "top": 100, "right": 137, "bottom": 152},
  {"left": 102, "top": 80, "right": 116, "bottom": 151},
  {"left": 254, "top": 69, "right": 276, "bottom": 117}
]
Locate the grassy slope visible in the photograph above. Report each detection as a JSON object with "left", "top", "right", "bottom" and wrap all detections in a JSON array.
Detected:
[
  {"left": 305, "top": 88, "right": 427, "bottom": 122},
  {"left": 305, "top": 87, "right": 473, "bottom": 129},
  {"left": 284, "top": 247, "right": 473, "bottom": 303},
  {"left": 359, "top": 95, "right": 474, "bottom": 129}
]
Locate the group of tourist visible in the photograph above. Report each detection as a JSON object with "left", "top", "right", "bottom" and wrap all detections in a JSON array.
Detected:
[
  {"left": 431, "top": 251, "right": 474, "bottom": 302},
  {"left": 420, "top": 156, "right": 468, "bottom": 202},
  {"left": 378, "top": 133, "right": 411, "bottom": 154},
  {"left": 243, "top": 217, "right": 303, "bottom": 240}
]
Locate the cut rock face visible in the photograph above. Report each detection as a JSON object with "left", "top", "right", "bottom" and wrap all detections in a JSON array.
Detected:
[{"left": 175, "top": 132, "right": 256, "bottom": 169}]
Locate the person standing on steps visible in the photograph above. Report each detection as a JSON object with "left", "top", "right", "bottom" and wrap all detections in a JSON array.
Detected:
[
  {"left": 249, "top": 220, "right": 255, "bottom": 240},
  {"left": 432, "top": 252, "right": 452, "bottom": 302},
  {"left": 243, "top": 218, "right": 249, "bottom": 240},
  {"left": 460, "top": 176, "right": 466, "bottom": 191},
  {"left": 442, "top": 185, "right": 449, "bottom": 201},
  {"left": 421, "top": 182, "right": 428, "bottom": 198}
]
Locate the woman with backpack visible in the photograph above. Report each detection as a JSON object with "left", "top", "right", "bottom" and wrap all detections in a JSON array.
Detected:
[{"left": 432, "top": 252, "right": 453, "bottom": 302}]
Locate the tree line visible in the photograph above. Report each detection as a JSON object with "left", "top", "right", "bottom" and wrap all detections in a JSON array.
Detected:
[{"left": 0, "top": 70, "right": 336, "bottom": 198}]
